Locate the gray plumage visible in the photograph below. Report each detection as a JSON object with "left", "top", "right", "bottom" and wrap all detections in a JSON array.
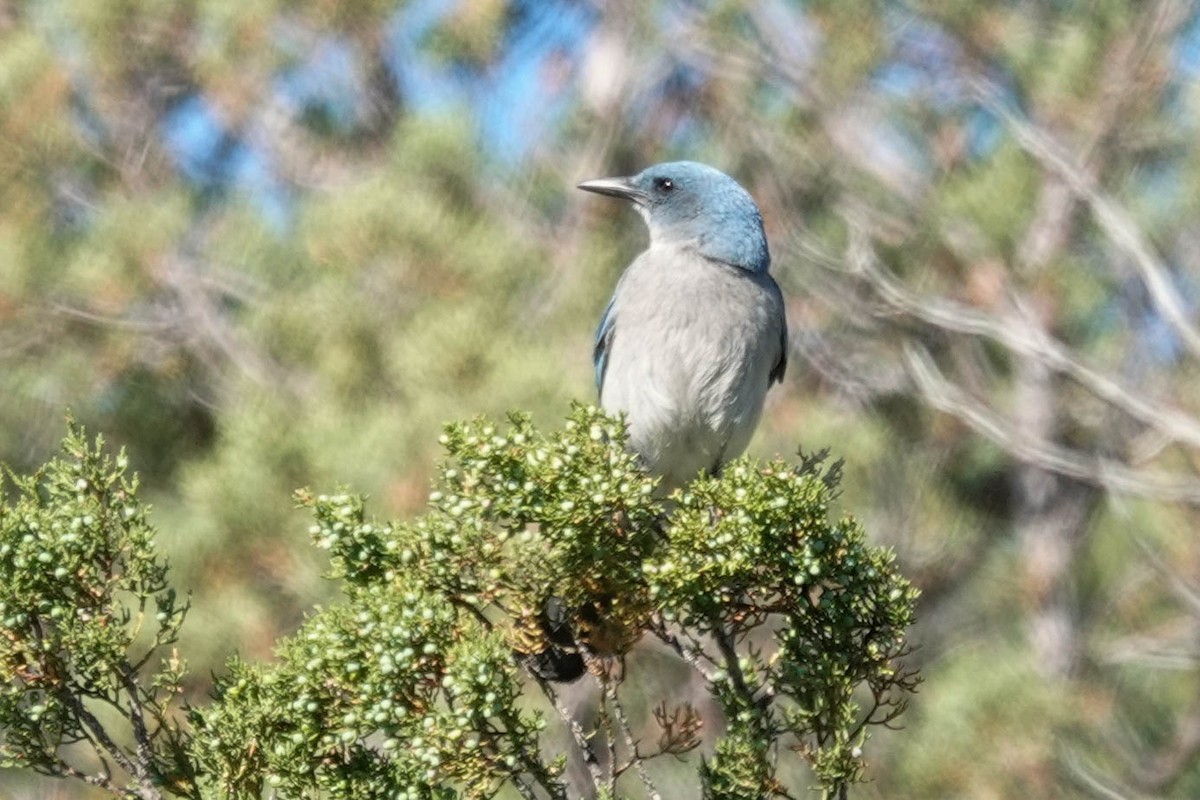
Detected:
[{"left": 579, "top": 161, "right": 787, "bottom": 489}]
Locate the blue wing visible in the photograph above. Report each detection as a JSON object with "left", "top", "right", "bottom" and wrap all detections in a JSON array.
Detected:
[
  {"left": 770, "top": 325, "right": 788, "bottom": 385},
  {"left": 593, "top": 297, "right": 616, "bottom": 395},
  {"left": 768, "top": 278, "right": 787, "bottom": 385}
]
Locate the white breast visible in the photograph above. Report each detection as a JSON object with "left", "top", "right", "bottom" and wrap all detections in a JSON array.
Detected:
[{"left": 600, "top": 246, "right": 784, "bottom": 489}]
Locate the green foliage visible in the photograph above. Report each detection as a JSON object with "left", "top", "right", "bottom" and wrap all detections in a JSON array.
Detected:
[
  {"left": 701, "top": 729, "right": 774, "bottom": 800},
  {"left": 1, "top": 413, "right": 917, "bottom": 798},
  {"left": 190, "top": 598, "right": 550, "bottom": 799},
  {"left": 650, "top": 454, "right": 918, "bottom": 793},
  {"left": 0, "top": 422, "right": 195, "bottom": 797}
]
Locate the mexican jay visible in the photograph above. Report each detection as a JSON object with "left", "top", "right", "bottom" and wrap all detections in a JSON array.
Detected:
[{"left": 578, "top": 161, "right": 788, "bottom": 490}]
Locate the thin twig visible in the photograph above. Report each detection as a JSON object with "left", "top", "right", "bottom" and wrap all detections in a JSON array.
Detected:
[
  {"left": 527, "top": 671, "right": 604, "bottom": 792},
  {"left": 509, "top": 773, "right": 540, "bottom": 800},
  {"left": 608, "top": 682, "right": 662, "bottom": 800},
  {"left": 593, "top": 667, "right": 618, "bottom": 798},
  {"left": 62, "top": 691, "right": 163, "bottom": 800},
  {"left": 713, "top": 624, "right": 760, "bottom": 708},
  {"left": 580, "top": 653, "right": 626, "bottom": 798},
  {"left": 54, "top": 759, "right": 121, "bottom": 793},
  {"left": 119, "top": 665, "right": 157, "bottom": 784},
  {"left": 648, "top": 617, "right": 719, "bottom": 683}
]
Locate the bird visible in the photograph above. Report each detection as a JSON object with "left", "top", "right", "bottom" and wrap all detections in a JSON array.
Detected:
[
  {"left": 579, "top": 161, "right": 788, "bottom": 490},
  {"left": 522, "top": 162, "right": 789, "bottom": 683}
]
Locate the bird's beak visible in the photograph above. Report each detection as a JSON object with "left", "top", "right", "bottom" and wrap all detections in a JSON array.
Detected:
[{"left": 577, "top": 176, "right": 647, "bottom": 203}]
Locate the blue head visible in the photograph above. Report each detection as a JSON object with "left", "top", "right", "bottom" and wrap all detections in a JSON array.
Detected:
[{"left": 578, "top": 161, "right": 770, "bottom": 273}]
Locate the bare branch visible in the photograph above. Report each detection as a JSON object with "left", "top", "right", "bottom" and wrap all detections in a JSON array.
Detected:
[
  {"left": 593, "top": 666, "right": 618, "bottom": 798},
  {"left": 526, "top": 671, "right": 604, "bottom": 793},
  {"left": 118, "top": 665, "right": 158, "bottom": 787},
  {"left": 902, "top": 341, "right": 1200, "bottom": 504},
  {"left": 972, "top": 79, "right": 1200, "bottom": 361},
  {"left": 647, "top": 617, "right": 720, "bottom": 684},
  {"left": 844, "top": 226, "right": 1200, "bottom": 450},
  {"left": 1134, "top": 536, "right": 1200, "bottom": 621},
  {"left": 62, "top": 691, "right": 163, "bottom": 800},
  {"left": 1063, "top": 749, "right": 1142, "bottom": 800},
  {"left": 608, "top": 684, "right": 662, "bottom": 800}
]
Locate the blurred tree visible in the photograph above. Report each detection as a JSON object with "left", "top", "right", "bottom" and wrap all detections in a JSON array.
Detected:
[{"left": 4, "top": 0, "right": 1200, "bottom": 796}]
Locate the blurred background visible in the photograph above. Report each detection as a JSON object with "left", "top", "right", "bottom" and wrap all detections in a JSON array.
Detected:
[{"left": 5, "top": 0, "right": 1200, "bottom": 796}]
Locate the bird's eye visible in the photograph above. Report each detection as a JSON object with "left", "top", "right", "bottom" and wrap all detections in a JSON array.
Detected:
[{"left": 654, "top": 177, "right": 675, "bottom": 193}]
